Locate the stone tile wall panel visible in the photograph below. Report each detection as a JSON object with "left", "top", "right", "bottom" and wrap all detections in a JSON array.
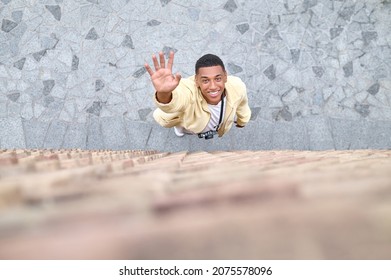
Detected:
[{"left": 0, "top": 0, "right": 390, "bottom": 150}]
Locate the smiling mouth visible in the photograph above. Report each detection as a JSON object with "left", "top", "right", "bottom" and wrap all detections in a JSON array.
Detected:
[{"left": 208, "top": 91, "right": 220, "bottom": 97}]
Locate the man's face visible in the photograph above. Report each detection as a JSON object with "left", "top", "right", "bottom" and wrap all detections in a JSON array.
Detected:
[{"left": 195, "top": 65, "right": 227, "bottom": 105}]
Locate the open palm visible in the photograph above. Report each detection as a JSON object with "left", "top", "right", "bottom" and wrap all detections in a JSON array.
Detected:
[{"left": 145, "top": 51, "right": 181, "bottom": 95}]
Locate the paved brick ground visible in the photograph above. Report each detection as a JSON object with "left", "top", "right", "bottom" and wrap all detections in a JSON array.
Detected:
[{"left": 0, "top": 149, "right": 390, "bottom": 259}]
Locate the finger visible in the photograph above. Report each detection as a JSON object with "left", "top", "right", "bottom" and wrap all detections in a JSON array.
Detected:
[
  {"left": 152, "top": 54, "right": 160, "bottom": 71},
  {"left": 167, "top": 51, "right": 175, "bottom": 72},
  {"left": 159, "top": 51, "right": 165, "bottom": 69},
  {"left": 174, "top": 72, "right": 182, "bottom": 83},
  {"left": 144, "top": 63, "right": 154, "bottom": 77}
]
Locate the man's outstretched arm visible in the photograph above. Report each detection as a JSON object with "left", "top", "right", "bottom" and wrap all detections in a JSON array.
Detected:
[{"left": 145, "top": 51, "right": 182, "bottom": 104}]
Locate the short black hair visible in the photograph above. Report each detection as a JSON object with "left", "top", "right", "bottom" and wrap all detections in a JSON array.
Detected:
[{"left": 195, "top": 54, "right": 225, "bottom": 74}]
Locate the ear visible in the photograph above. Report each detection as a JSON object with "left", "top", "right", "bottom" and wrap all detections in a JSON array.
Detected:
[
  {"left": 223, "top": 70, "right": 228, "bottom": 82},
  {"left": 195, "top": 74, "right": 201, "bottom": 87}
]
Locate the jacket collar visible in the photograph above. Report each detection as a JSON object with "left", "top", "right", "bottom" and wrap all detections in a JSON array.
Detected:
[{"left": 224, "top": 78, "right": 242, "bottom": 106}]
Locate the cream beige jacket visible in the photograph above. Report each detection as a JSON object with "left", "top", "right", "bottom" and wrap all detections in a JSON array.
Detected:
[{"left": 153, "top": 75, "right": 251, "bottom": 137}]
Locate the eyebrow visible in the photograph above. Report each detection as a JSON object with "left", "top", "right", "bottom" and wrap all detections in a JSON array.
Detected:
[{"left": 200, "top": 74, "right": 223, "bottom": 79}]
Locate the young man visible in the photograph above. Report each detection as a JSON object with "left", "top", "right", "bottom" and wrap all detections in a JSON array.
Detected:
[{"left": 144, "top": 51, "right": 251, "bottom": 139}]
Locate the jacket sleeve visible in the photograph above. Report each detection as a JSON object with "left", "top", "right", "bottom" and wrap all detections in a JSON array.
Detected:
[
  {"left": 153, "top": 79, "right": 192, "bottom": 114},
  {"left": 235, "top": 82, "right": 251, "bottom": 127}
]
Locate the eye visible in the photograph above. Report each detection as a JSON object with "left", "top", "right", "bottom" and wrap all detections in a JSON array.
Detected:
[
  {"left": 202, "top": 79, "right": 209, "bottom": 84},
  {"left": 215, "top": 77, "right": 222, "bottom": 82}
]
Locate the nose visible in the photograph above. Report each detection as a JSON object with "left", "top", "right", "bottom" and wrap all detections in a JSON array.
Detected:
[{"left": 209, "top": 80, "right": 217, "bottom": 90}]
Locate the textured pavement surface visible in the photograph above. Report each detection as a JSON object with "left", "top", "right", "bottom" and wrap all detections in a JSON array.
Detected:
[
  {"left": 1, "top": 0, "right": 391, "bottom": 151},
  {"left": 0, "top": 148, "right": 390, "bottom": 259}
]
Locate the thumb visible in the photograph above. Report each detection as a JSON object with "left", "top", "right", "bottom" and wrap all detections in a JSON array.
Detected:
[{"left": 175, "top": 72, "right": 182, "bottom": 83}]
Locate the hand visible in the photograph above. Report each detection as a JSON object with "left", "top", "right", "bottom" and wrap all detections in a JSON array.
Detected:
[{"left": 145, "top": 51, "right": 181, "bottom": 103}]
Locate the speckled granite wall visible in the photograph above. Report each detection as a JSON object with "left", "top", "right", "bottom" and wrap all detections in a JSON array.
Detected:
[{"left": 0, "top": 0, "right": 390, "bottom": 151}]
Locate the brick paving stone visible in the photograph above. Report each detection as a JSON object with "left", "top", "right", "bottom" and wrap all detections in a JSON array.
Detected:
[{"left": 0, "top": 149, "right": 390, "bottom": 259}]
